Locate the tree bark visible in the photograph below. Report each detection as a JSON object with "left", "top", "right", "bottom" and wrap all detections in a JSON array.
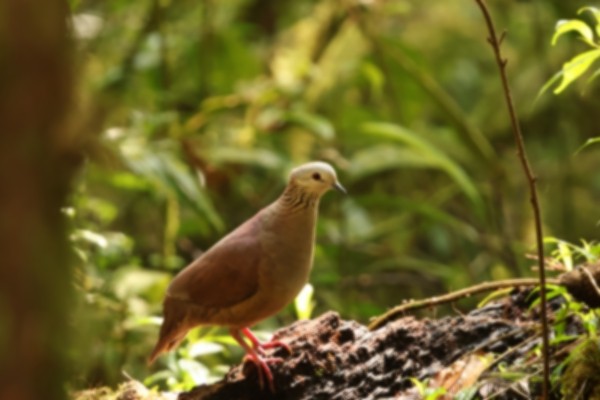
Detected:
[
  {"left": 0, "top": 1, "right": 76, "bottom": 399},
  {"left": 180, "top": 289, "right": 558, "bottom": 400}
]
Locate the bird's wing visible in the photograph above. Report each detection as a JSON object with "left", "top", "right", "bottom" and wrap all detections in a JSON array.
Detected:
[{"left": 166, "top": 214, "right": 263, "bottom": 309}]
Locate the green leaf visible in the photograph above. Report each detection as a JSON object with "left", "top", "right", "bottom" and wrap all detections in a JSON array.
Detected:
[
  {"left": 71, "top": 229, "right": 108, "bottom": 248},
  {"left": 123, "top": 142, "right": 225, "bottom": 233},
  {"left": 108, "top": 172, "right": 152, "bottom": 191},
  {"left": 397, "top": 199, "right": 479, "bottom": 242},
  {"left": 552, "top": 19, "right": 595, "bottom": 47},
  {"left": 361, "top": 123, "right": 482, "bottom": 209},
  {"left": 129, "top": 316, "right": 163, "bottom": 327},
  {"left": 188, "top": 341, "right": 225, "bottom": 358},
  {"left": 361, "top": 61, "right": 385, "bottom": 98},
  {"left": 554, "top": 49, "right": 600, "bottom": 93},
  {"left": 455, "top": 386, "right": 479, "bottom": 400},
  {"left": 585, "top": 67, "right": 600, "bottom": 86},
  {"left": 204, "top": 147, "right": 283, "bottom": 170},
  {"left": 159, "top": 155, "right": 225, "bottom": 233},
  {"left": 557, "top": 240, "right": 574, "bottom": 271},
  {"left": 410, "top": 378, "right": 427, "bottom": 394},
  {"left": 575, "top": 137, "right": 600, "bottom": 154},
  {"left": 294, "top": 283, "right": 315, "bottom": 320},
  {"left": 111, "top": 267, "right": 170, "bottom": 300},
  {"left": 177, "top": 358, "right": 210, "bottom": 385},
  {"left": 578, "top": 6, "right": 600, "bottom": 36},
  {"left": 347, "top": 143, "right": 437, "bottom": 182},
  {"left": 537, "top": 69, "right": 564, "bottom": 99},
  {"left": 286, "top": 110, "right": 335, "bottom": 140},
  {"left": 478, "top": 288, "right": 513, "bottom": 308}
]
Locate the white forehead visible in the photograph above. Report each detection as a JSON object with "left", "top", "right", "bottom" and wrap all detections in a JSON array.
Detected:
[{"left": 290, "top": 161, "right": 337, "bottom": 178}]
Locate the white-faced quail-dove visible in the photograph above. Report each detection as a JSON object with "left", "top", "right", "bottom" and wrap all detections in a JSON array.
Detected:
[{"left": 149, "top": 161, "right": 345, "bottom": 391}]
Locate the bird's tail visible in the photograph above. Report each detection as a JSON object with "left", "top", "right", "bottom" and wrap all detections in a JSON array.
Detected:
[{"left": 148, "top": 296, "right": 190, "bottom": 365}]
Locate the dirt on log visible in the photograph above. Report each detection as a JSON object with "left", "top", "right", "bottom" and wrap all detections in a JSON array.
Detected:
[{"left": 180, "top": 288, "right": 566, "bottom": 400}]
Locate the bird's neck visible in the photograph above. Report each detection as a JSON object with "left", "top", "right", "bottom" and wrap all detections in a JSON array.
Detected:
[{"left": 275, "top": 183, "right": 321, "bottom": 215}]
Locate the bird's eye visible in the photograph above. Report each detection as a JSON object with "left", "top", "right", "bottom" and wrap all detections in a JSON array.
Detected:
[{"left": 312, "top": 172, "right": 321, "bottom": 181}]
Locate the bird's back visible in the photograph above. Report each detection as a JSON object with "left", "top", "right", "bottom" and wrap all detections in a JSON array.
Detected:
[{"left": 167, "top": 212, "right": 263, "bottom": 310}]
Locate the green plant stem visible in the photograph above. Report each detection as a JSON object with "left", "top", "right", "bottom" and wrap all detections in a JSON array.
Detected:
[{"left": 473, "top": 1, "right": 550, "bottom": 398}]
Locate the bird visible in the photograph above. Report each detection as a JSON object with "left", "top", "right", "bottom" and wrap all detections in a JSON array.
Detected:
[{"left": 148, "top": 161, "right": 345, "bottom": 391}]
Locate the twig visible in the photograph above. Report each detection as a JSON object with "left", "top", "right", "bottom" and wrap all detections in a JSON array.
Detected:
[
  {"left": 368, "top": 277, "right": 559, "bottom": 330},
  {"left": 472, "top": 1, "right": 550, "bottom": 398}
]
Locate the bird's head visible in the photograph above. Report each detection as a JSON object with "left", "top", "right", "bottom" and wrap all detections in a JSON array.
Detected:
[{"left": 288, "top": 161, "right": 346, "bottom": 196}]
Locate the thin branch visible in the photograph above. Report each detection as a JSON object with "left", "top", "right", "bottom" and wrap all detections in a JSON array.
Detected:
[
  {"left": 368, "top": 277, "right": 559, "bottom": 330},
  {"left": 472, "top": 1, "right": 550, "bottom": 398}
]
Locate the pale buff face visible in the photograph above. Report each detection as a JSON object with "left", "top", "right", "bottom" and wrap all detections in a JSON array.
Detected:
[{"left": 289, "top": 161, "right": 345, "bottom": 196}]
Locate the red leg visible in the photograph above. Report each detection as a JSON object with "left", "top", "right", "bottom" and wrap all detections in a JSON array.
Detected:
[
  {"left": 241, "top": 327, "right": 292, "bottom": 355},
  {"left": 230, "top": 328, "right": 280, "bottom": 392}
]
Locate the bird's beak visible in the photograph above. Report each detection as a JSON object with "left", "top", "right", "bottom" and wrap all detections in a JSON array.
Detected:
[{"left": 332, "top": 181, "right": 347, "bottom": 194}]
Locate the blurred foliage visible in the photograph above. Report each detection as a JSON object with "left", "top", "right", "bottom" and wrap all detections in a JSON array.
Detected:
[
  {"left": 545, "top": 6, "right": 600, "bottom": 94},
  {"left": 67, "top": 0, "right": 600, "bottom": 392},
  {"left": 525, "top": 240, "right": 600, "bottom": 399},
  {"left": 543, "top": 5, "right": 600, "bottom": 156}
]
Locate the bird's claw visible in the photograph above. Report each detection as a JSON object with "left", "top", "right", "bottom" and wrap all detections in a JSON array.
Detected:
[
  {"left": 241, "top": 328, "right": 293, "bottom": 356},
  {"left": 242, "top": 354, "right": 280, "bottom": 392},
  {"left": 237, "top": 328, "right": 292, "bottom": 391},
  {"left": 259, "top": 340, "right": 292, "bottom": 355}
]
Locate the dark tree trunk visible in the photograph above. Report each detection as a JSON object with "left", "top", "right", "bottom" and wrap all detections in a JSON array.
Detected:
[{"left": 0, "top": 1, "right": 77, "bottom": 399}]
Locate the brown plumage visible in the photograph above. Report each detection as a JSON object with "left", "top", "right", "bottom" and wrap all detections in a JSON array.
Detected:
[{"left": 149, "top": 161, "right": 345, "bottom": 390}]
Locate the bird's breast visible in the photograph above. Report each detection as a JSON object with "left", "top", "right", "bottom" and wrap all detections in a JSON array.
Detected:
[{"left": 258, "top": 208, "right": 317, "bottom": 303}]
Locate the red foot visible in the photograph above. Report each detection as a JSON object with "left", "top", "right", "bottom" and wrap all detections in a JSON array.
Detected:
[
  {"left": 231, "top": 328, "right": 290, "bottom": 392},
  {"left": 242, "top": 354, "right": 283, "bottom": 392},
  {"left": 241, "top": 327, "right": 292, "bottom": 355},
  {"left": 259, "top": 339, "right": 292, "bottom": 355}
]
